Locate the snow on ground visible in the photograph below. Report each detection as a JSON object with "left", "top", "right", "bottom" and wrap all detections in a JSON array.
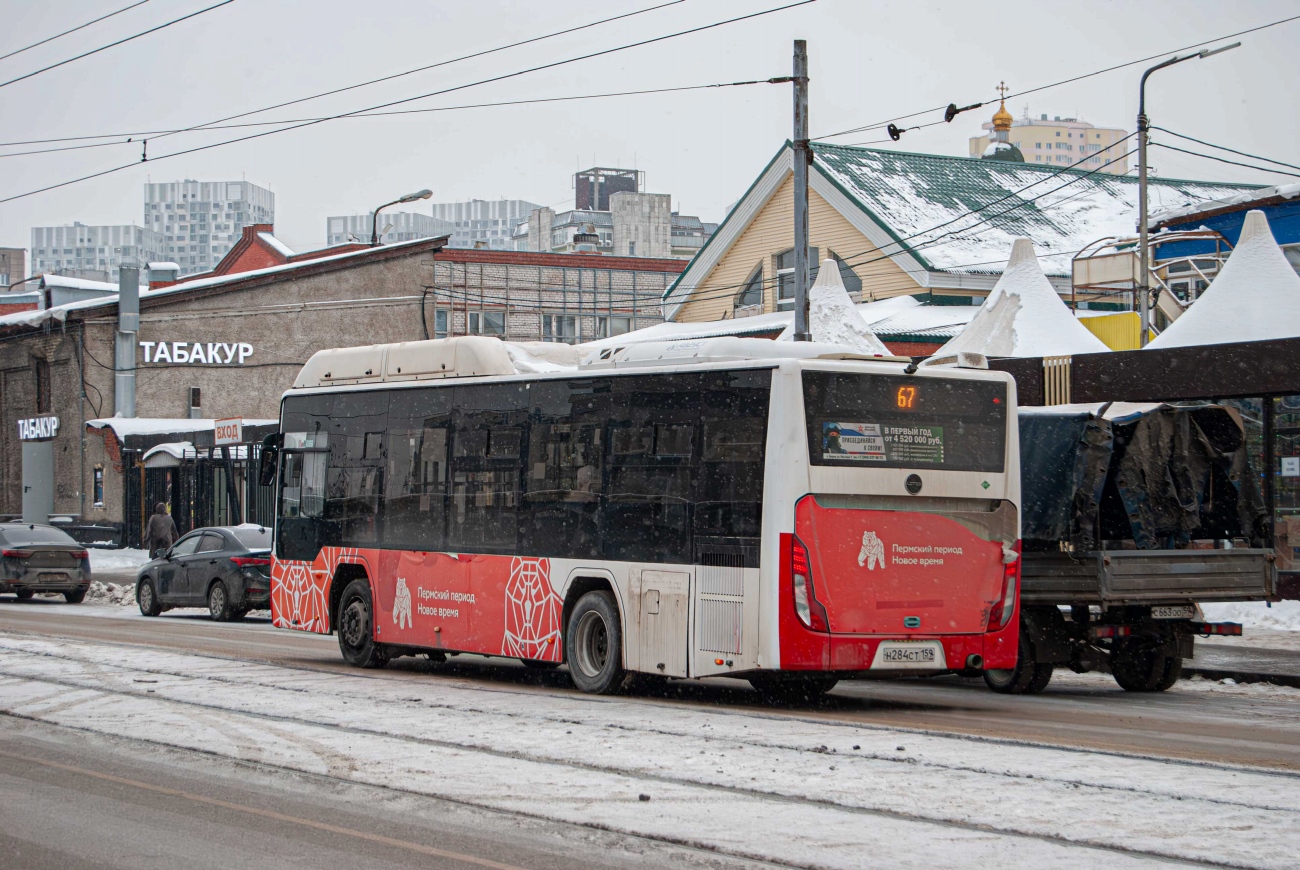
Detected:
[
  {"left": 87, "top": 547, "right": 150, "bottom": 574},
  {"left": 1202, "top": 600, "right": 1300, "bottom": 633},
  {"left": 0, "top": 636, "right": 1297, "bottom": 868}
]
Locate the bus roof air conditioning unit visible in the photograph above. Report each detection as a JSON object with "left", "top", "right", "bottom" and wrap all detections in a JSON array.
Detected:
[{"left": 292, "top": 337, "right": 516, "bottom": 388}]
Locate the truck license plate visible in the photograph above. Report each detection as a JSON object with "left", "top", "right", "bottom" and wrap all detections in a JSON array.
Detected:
[
  {"left": 872, "top": 641, "right": 945, "bottom": 669},
  {"left": 1151, "top": 606, "right": 1195, "bottom": 620}
]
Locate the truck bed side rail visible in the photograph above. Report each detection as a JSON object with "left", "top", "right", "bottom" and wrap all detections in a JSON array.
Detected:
[{"left": 1022, "top": 549, "right": 1276, "bottom": 605}]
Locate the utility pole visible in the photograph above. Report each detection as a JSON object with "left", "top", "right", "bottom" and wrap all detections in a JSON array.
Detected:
[{"left": 792, "top": 39, "right": 811, "bottom": 341}]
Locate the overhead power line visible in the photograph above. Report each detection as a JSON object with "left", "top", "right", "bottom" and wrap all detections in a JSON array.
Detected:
[
  {"left": 0, "top": 0, "right": 814, "bottom": 205},
  {"left": 1151, "top": 142, "right": 1300, "bottom": 180},
  {"left": 0, "top": 0, "right": 235, "bottom": 90},
  {"left": 0, "top": 0, "right": 151, "bottom": 63},
  {"left": 0, "top": 81, "right": 779, "bottom": 160},
  {"left": 812, "top": 12, "right": 1300, "bottom": 142},
  {"left": 1152, "top": 127, "right": 1300, "bottom": 174}
]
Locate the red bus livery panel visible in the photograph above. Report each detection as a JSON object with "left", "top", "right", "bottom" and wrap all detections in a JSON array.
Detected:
[{"left": 272, "top": 548, "right": 564, "bottom": 662}]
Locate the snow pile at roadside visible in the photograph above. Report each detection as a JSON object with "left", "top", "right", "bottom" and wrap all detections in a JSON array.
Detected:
[
  {"left": 1147, "top": 209, "right": 1300, "bottom": 349},
  {"left": 809, "top": 258, "right": 891, "bottom": 355},
  {"left": 85, "top": 581, "right": 136, "bottom": 606},
  {"left": 933, "top": 238, "right": 1110, "bottom": 358},
  {"left": 1201, "top": 600, "right": 1300, "bottom": 632},
  {"left": 88, "top": 548, "right": 150, "bottom": 573}
]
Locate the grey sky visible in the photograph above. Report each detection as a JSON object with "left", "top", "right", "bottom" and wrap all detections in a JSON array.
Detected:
[{"left": 1, "top": 0, "right": 1297, "bottom": 257}]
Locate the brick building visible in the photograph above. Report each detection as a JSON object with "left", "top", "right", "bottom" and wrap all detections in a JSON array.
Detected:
[{"left": 0, "top": 235, "right": 684, "bottom": 540}]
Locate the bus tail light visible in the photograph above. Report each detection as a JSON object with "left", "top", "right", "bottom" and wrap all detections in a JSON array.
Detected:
[
  {"left": 987, "top": 541, "right": 1020, "bottom": 631},
  {"left": 792, "top": 536, "right": 829, "bottom": 632}
]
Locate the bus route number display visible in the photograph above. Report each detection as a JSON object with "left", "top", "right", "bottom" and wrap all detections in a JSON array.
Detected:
[{"left": 821, "top": 421, "right": 945, "bottom": 465}]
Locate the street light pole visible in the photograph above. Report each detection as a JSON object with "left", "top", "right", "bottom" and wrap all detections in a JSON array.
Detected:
[
  {"left": 792, "top": 39, "right": 811, "bottom": 342},
  {"left": 371, "top": 188, "right": 433, "bottom": 247},
  {"left": 1136, "top": 42, "right": 1239, "bottom": 346}
]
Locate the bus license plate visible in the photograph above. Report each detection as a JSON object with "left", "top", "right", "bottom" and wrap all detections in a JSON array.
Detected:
[
  {"left": 1151, "top": 606, "right": 1195, "bottom": 620},
  {"left": 872, "top": 641, "right": 945, "bottom": 669}
]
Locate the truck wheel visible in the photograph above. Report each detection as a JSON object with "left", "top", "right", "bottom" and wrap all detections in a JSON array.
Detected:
[
  {"left": 984, "top": 635, "right": 1050, "bottom": 695},
  {"left": 748, "top": 673, "right": 839, "bottom": 704},
  {"left": 565, "top": 590, "right": 626, "bottom": 694},
  {"left": 336, "top": 578, "right": 389, "bottom": 669},
  {"left": 137, "top": 579, "right": 162, "bottom": 617},
  {"left": 1112, "top": 638, "right": 1181, "bottom": 692}
]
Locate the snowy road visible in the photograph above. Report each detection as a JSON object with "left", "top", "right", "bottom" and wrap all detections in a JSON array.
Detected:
[{"left": 1, "top": 608, "right": 1298, "bottom": 868}]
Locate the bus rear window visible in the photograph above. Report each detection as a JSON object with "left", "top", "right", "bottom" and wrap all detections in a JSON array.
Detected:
[{"left": 802, "top": 371, "right": 1007, "bottom": 472}]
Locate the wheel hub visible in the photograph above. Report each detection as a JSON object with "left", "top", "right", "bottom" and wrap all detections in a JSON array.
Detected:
[
  {"left": 341, "top": 600, "right": 369, "bottom": 648},
  {"left": 574, "top": 611, "right": 609, "bottom": 677}
]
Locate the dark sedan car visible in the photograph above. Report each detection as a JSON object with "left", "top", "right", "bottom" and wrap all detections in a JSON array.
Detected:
[
  {"left": 136, "top": 525, "right": 271, "bottom": 620},
  {"left": 0, "top": 523, "right": 91, "bottom": 603}
]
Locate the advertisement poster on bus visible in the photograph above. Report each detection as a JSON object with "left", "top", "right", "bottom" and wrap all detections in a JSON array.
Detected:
[{"left": 821, "top": 422, "right": 945, "bottom": 465}]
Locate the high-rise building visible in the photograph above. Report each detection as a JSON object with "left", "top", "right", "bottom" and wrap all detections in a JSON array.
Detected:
[
  {"left": 29, "top": 223, "right": 164, "bottom": 284},
  {"left": 969, "top": 100, "right": 1129, "bottom": 175},
  {"left": 325, "top": 211, "right": 456, "bottom": 246},
  {"left": 143, "top": 179, "right": 275, "bottom": 274},
  {"left": 0, "top": 247, "right": 24, "bottom": 288},
  {"left": 428, "top": 199, "right": 541, "bottom": 250}
]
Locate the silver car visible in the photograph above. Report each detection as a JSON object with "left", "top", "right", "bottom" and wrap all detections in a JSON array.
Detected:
[{"left": 0, "top": 523, "right": 92, "bottom": 603}]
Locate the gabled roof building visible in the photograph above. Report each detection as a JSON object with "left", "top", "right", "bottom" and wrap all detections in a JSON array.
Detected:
[{"left": 663, "top": 142, "right": 1260, "bottom": 324}]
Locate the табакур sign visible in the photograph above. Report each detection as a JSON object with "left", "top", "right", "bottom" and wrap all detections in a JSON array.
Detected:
[
  {"left": 139, "top": 341, "right": 253, "bottom": 364},
  {"left": 18, "top": 416, "right": 59, "bottom": 441}
]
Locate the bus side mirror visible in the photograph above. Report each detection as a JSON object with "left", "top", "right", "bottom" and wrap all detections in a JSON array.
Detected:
[{"left": 259, "top": 433, "right": 282, "bottom": 487}]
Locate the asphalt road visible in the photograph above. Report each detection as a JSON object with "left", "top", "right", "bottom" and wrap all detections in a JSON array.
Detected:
[
  {"left": 0, "top": 714, "right": 773, "bottom": 870},
  {"left": 2, "top": 599, "right": 1299, "bottom": 770}
]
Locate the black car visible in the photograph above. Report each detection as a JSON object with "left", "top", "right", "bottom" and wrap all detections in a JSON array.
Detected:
[
  {"left": 136, "top": 526, "right": 272, "bottom": 620},
  {"left": 0, "top": 523, "right": 91, "bottom": 603}
]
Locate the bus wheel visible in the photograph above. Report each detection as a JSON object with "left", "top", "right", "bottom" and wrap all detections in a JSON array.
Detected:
[
  {"left": 336, "top": 578, "right": 388, "bottom": 669},
  {"left": 984, "top": 635, "right": 1051, "bottom": 695},
  {"left": 1112, "top": 638, "right": 1181, "bottom": 692},
  {"left": 565, "top": 590, "right": 625, "bottom": 694},
  {"left": 748, "top": 674, "right": 839, "bottom": 704}
]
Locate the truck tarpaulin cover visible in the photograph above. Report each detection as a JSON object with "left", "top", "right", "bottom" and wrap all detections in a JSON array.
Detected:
[{"left": 1019, "top": 403, "right": 1265, "bottom": 549}]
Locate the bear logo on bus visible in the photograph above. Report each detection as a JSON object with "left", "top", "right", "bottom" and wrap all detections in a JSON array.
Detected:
[
  {"left": 393, "top": 577, "right": 413, "bottom": 629},
  {"left": 858, "top": 530, "right": 887, "bottom": 570}
]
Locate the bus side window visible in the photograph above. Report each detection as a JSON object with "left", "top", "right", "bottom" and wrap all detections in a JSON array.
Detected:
[
  {"left": 696, "top": 370, "right": 772, "bottom": 544},
  {"left": 448, "top": 383, "right": 526, "bottom": 554},
  {"left": 523, "top": 380, "right": 604, "bottom": 560},
  {"left": 277, "top": 450, "right": 327, "bottom": 561},
  {"left": 384, "top": 424, "right": 449, "bottom": 550},
  {"left": 325, "top": 391, "right": 388, "bottom": 547}
]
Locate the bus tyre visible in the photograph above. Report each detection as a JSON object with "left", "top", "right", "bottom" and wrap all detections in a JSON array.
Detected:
[
  {"left": 984, "top": 635, "right": 1051, "bottom": 695},
  {"left": 748, "top": 673, "right": 839, "bottom": 704},
  {"left": 1111, "top": 638, "right": 1182, "bottom": 692},
  {"left": 337, "top": 578, "right": 389, "bottom": 669},
  {"left": 137, "top": 580, "right": 162, "bottom": 617},
  {"left": 565, "top": 590, "right": 626, "bottom": 694}
]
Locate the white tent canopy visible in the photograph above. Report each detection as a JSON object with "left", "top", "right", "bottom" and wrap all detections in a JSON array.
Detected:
[
  {"left": 932, "top": 238, "right": 1110, "bottom": 358},
  {"left": 807, "top": 258, "right": 892, "bottom": 355},
  {"left": 1147, "top": 210, "right": 1300, "bottom": 349}
]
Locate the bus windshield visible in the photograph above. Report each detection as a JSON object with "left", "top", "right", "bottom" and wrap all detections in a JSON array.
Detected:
[{"left": 802, "top": 370, "right": 1007, "bottom": 473}]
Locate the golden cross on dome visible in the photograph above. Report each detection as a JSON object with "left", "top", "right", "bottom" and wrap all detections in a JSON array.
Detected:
[{"left": 997, "top": 81, "right": 1009, "bottom": 100}]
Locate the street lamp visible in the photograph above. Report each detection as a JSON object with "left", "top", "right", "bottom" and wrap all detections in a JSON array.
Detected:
[
  {"left": 371, "top": 188, "right": 433, "bottom": 247},
  {"left": 1136, "top": 42, "right": 1239, "bottom": 345}
]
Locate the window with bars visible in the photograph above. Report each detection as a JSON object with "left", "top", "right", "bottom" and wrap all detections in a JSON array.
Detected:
[{"left": 543, "top": 314, "right": 578, "bottom": 344}]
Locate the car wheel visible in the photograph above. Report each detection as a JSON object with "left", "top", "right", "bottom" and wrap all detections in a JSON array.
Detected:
[
  {"left": 336, "top": 578, "right": 388, "bottom": 669},
  {"left": 565, "top": 590, "right": 627, "bottom": 694},
  {"left": 207, "top": 581, "right": 232, "bottom": 622},
  {"left": 137, "top": 579, "right": 162, "bottom": 617},
  {"left": 64, "top": 587, "right": 87, "bottom": 604},
  {"left": 15, "top": 590, "right": 34, "bottom": 600}
]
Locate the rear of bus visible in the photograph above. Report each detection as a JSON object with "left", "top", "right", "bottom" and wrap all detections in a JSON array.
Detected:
[{"left": 765, "top": 361, "right": 1020, "bottom": 677}]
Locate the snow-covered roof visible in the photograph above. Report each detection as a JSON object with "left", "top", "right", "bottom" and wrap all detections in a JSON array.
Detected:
[
  {"left": 87, "top": 417, "right": 278, "bottom": 439},
  {"left": 0, "top": 236, "right": 440, "bottom": 333},
  {"left": 147, "top": 261, "right": 181, "bottom": 271},
  {"left": 1146, "top": 210, "right": 1300, "bottom": 349},
  {"left": 142, "top": 441, "right": 197, "bottom": 462},
  {"left": 1151, "top": 181, "right": 1300, "bottom": 226},
  {"left": 257, "top": 232, "right": 296, "bottom": 258},
  {"left": 810, "top": 144, "right": 1261, "bottom": 276},
  {"left": 932, "top": 238, "right": 1111, "bottom": 358},
  {"left": 38, "top": 274, "right": 119, "bottom": 292},
  {"left": 868, "top": 305, "right": 982, "bottom": 340}
]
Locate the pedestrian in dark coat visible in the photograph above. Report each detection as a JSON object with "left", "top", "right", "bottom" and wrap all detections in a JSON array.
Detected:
[{"left": 142, "top": 502, "right": 179, "bottom": 558}]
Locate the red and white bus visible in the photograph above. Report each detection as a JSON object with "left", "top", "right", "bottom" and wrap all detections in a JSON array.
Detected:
[{"left": 268, "top": 337, "right": 1021, "bottom": 699}]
